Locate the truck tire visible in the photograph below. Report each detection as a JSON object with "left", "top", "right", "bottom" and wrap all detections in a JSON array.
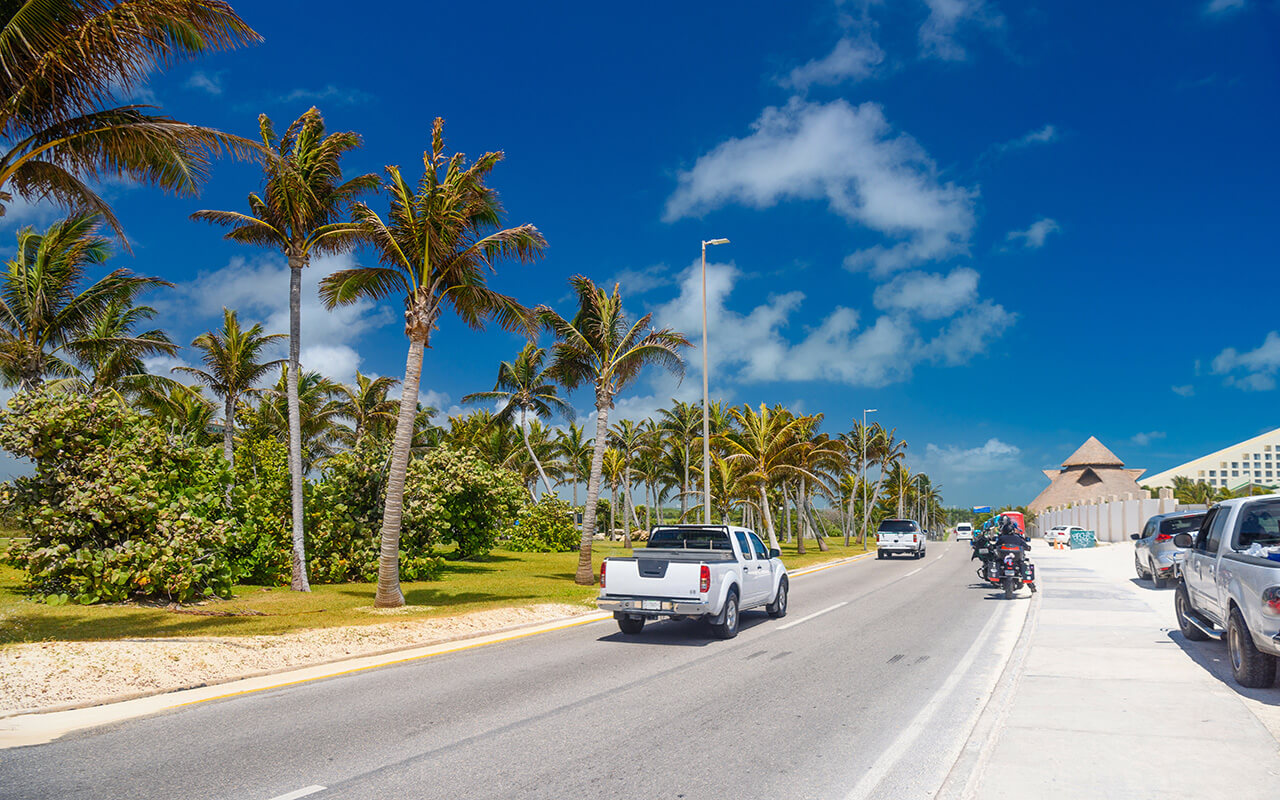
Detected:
[
  {"left": 1150, "top": 563, "right": 1167, "bottom": 589},
  {"left": 767, "top": 579, "right": 789, "bottom": 618},
  {"left": 1134, "top": 554, "right": 1148, "bottom": 579},
  {"left": 1175, "top": 582, "right": 1210, "bottom": 642},
  {"left": 1228, "top": 606, "right": 1277, "bottom": 688},
  {"left": 617, "top": 615, "right": 645, "bottom": 635},
  {"left": 712, "top": 590, "right": 740, "bottom": 639},
  {"left": 877, "top": 551, "right": 885, "bottom": 559}
]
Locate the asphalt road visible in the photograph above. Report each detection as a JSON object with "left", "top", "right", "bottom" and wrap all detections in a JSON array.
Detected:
[{"left": 0, "top": 541, "right": 1031, "bottom": 800}]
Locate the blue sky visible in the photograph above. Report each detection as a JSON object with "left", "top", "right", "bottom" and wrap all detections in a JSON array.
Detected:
[{"left": 5, "top": 0, "right": 1277, "bottom": 507}]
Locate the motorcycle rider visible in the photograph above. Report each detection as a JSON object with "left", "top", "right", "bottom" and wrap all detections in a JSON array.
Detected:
[{"left": 995, "top": 515, "right": 1030, "bottom": 552}]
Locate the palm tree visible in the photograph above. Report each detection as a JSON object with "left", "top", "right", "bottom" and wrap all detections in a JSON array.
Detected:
[
  {"left": 174, "top": 308, "right": 285, "bottom": 467},
  {"left": 0, "top": 214, "right": 170, "bottom": 391},
  {"left": 0, "top": 2, "right": 260, "bottom": 241},
  {"left": 556, "top": 422, "right": 593, "bottom": 509},
  {"left": 138, "top": 383, "right": 217, "bottom": 444},
  {"left": 610, "top": 418, "right": 648, "bottom": 548},
  {"left": 538, "top": 277, "right": 691, "bottom": 585},
  {"left": 602, "top": 447, "right": 626, "bottom": 541},
  {"left": 463, "top": 343, "right": 574, "bottom": 498},
  {"left": 194, "top": 108, "right": 377, "bottom": 593},
  {"left": 242, "top": 366, "right": 345, "bottom": 472},
  {"left": 319, "top": 118, "right": 546, "bottom": 608},
  {"left": 721, "top": 403, "right": 818, "bottom": 552},
  {"left": 657, "top": 400, "right": 702, "bottom": 521},
  {"left": 334, "top": 371, "right": 400, "bottom": 443},
  {"left": 862, "top": 425, "right": 906, "bottom": 544},
  {"left": 63, "top": 298, "right": 177, "bottom": 398}
]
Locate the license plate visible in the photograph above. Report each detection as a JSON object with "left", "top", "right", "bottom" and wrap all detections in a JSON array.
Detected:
[{"left": 642, "top": 600, "right": 660, "bottom": 611}]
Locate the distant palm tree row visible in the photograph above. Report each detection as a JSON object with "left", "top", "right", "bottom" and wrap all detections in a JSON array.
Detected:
[{"left": 0, "top": 1, "right": 945, "bottom": 609}]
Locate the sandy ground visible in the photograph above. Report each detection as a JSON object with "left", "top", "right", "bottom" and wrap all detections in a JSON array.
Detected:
[{"left": 0, "top": 603, "right": 593, "bottom": 716}]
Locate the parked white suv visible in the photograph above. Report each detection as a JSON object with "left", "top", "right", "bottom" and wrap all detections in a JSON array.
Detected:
[{"left": 877, "top": 519, "right": 926, "bottom": 559}]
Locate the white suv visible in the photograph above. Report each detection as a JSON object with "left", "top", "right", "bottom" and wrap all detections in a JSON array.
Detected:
[{"left": 955, "top": 523, "right": 973, "bottom": 541}]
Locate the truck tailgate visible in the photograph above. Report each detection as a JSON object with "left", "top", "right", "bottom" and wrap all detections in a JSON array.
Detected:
[{"left": 603, "top": 558, "right": 706, "bottom": 600}]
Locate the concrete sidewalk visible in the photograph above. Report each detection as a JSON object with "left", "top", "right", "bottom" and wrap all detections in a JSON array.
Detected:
[{"left": 967, "top": 542, "right": 1280, "bottom": 799}]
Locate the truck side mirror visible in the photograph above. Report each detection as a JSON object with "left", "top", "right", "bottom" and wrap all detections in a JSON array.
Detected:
[
  {"left": 1173, "top": 533, "right": 1194, "bottom": 548},
  {"left": 769, "top": 548, "right": 781, "bottom": 558}
]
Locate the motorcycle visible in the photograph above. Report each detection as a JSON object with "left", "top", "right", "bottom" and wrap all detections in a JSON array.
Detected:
[{"left": 980, "top": 544, "right": 1037, "bottom": 598}]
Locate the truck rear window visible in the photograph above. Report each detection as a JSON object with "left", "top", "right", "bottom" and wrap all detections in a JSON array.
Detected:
[
  {"left": 1160, "top": 515, "right": 1204, "bottom": 536},
  {"left": 648, "top": 527, "right": 733, "bottom": 550},
  {"left": 878, "top": 520, "right": 918, "bottom": 533}
]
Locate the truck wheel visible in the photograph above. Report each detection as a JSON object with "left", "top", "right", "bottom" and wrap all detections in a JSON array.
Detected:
[
  {"left": 1150, "top": 563, "right": 1167, "bottom": 589},
  {"left": 1134, "top": 554, "right": 1148, "bottom": 579},
  {"left": 767, "top": 579, "right": 789, "bottom": 618},
  {"left": 616, "top": 615, "right": 645, "bottom": 635},
  {"left": 712, "top": 591, "right": 740, "bottom": 639},
  {"left": 877, "top": 551, "right": 884, "bottom": 560},
  {"left": 1175, "top": 582, "right": 1210, "bottom": 642},
  {"left": 1228, "top": 607, "right": 1277, "bottom": 688}
]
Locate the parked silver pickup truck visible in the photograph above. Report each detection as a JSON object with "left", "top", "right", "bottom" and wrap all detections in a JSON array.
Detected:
[
  {"left": 1173, "top": 495, "right": 1280, "bottom": 688},
  {"left": 597, "top": 524, "right": 788, "bottom": 639}
]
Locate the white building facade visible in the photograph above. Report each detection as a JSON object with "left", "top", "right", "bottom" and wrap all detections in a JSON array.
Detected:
[{"left": 1142, "top": 427, "right": 1280, "bottom": 492}]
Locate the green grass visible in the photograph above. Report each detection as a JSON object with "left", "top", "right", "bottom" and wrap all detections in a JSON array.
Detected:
[{"left": 0, "top": 535, "right": 872, "bottom": 646}]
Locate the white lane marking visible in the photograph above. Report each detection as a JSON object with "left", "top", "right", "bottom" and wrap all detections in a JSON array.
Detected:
[
  {"left": 776, "top": 601, "right": 848, "bottom": 630},
  {"left": 267, "top": 786, "right": 325, "bottom": 800},
  {"left": 905, "top": 567, "right": 923, "bottom": 578},
  {"left": 842, "top": 606, "right": 1008, "bottom": 800}
]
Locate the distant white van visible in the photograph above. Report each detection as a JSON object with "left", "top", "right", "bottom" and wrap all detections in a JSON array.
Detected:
[{"left": 955, "top": 523, "right": 973, "bottom": 541}]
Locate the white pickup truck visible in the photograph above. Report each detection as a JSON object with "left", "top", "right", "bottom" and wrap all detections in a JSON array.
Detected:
[
  {"left": 597, "top": 524, "right": 789, "bottom": 639},
  {"left": 1173, "top": 495, "right": 1280, "bottom": 688},
  {"left": 877, "top": 518, "right": 926, "bottom": 559}
]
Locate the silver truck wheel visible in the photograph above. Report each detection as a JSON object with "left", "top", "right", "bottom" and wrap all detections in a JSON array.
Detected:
[
  {"left": 767, "top": 579, "right": 788, "bottom": 618},
  {"left": 1175, "top": 583, "right": 1210, "bottom": 642},
  {"left": 1228, "top": 607, "right": 1277, "bottom": 688},
  {"left": 712, "top": 591, "right": 739, "bottom": 639}
]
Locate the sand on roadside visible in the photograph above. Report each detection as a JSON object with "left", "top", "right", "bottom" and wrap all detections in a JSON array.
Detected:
[{"left": 0, "top": 602, "right": 594, "bottom": 716}]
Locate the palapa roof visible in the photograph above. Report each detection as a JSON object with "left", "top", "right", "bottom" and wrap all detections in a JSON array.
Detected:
[
  {"left": 1061, "top": 436, "right": 1124, "bottom": 468},
  {"left": 1028, "top": 436, "right": 1145, "bottom": 513}
]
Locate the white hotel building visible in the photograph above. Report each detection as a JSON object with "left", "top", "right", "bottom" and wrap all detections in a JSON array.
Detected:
[{"left": 1142, "top": 427, "right": 1280, "bottom": 492}]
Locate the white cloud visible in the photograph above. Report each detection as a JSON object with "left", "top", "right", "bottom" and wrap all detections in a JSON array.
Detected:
[
  {"left": 184, "top": 70, "right": 223, "bottom": 95},
  {"left": 781, "top": 35, "right": 885, "bottom": 90},
  {"left": 1171, "top": 384, "right": 1195, "bottom": 397},
  {"left": 919, "top": 0, "right": 1006, "bottom": 61},
  {"left": 923, "top": 438, "right": 1021, "bottom": 473},
  {"left": 1130, "top": 431, "right": 1167, "bottom": 446},
  {"left": 665, "top": 98, "right": 975, "bottom": 277},
  {"left": 0, "top": 194, "right": 60, "bottom": 231},
  {"left": 609, "top": 264, "right": 677, "bottom": 295},
  {"left": 1005, "top": 217, "right": 1060, "bottom": 248},
  {"left": 1204, "top": 0, "right": 1246, "bottom": 14},
  {"left": 873, "top": 268, "right": 978, "bottom": 319},
  {"left": 164, "top": 253, "right": 395, "bottom": 384},
  {"left": 281, "top": 85, "right": 373, "bottom": 106},
  {"left": 1212, "top": 331, "right": 1280, "bottom": 391},
  {"left": 924, "top": 300, "right": 1016, "bottom": 365}
]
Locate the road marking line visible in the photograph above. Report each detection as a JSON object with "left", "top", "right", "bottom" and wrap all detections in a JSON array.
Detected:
[
  {"left": 267, "top": 786, "right": 325, "bottom": 800},
  {"left": 905, "top": 567, "right": 923, "bottom": 577},
  {"left": 842, "top": 604, "right": 1009, "bottom": 800},
  {"left": 776, "top": 601, "right": 847, "bottom": 630}
]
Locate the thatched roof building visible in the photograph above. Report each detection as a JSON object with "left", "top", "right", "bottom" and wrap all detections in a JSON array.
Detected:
[{"left": 1028, "top": 436, "right": 1145, "bottom": 513}]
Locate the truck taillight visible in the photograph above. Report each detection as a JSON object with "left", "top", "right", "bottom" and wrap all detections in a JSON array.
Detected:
[
  {"left": 912, "top": 534, "right": 918, "bottom": 543},
  {"left": 699, "top": 565, "right": 710, "bottom": 593},
  {"left": 1155, "top": 533, "right": 1172, "bottom": 543},
  {"left": 600, "top": 561, "right": 606, "bottom": 588},
  {"left": 1263, "top": 587, "right": 1280, "bottom": 616}
]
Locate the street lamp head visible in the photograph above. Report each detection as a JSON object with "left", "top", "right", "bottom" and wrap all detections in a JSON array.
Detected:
[
  {"left": 705, "top": 238, "right": 730, "bottom": 246},
  {"left": 865, "top": 408, "right": 877, "bottom": 413}
]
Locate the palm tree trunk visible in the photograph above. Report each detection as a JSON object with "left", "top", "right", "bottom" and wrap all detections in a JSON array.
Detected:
[
  {"left": 286, "top": 259, "right": 311, "bottom": 592},
  {"left": 223, "top": 395, "right": 235, "bottom": 467},
  {"left": 795, "top": 480, "right": 806, "bottom": 555},
  {"left": 863, "top": 469, "right": 887, "bottom": 544},
  {"left": 806, "top": 493, "right": 829, "bottom": 551},
  {"left": 622, "top": 464, "right": 634, "bottom": 549},
  {"left": 520, "top": 407, "right": 554, "bottom": 499},
  {"left": 784, "top": 483, "right": 794, "bottom": 544},
  {"left": 575, "top": 396, "right": 610, "bottom": 584},
  {"left": 759, "top": 484, "right": 780, "bottom": 552},
  {"left": 373, "top": 336, "right": 425, "bottom": 608},
  {"left": 680, "top": 443, "right": 689, "bottom": 520}
]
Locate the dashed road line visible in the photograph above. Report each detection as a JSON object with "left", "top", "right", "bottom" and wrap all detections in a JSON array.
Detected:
[
  {"left": 777, "top": 601, "right": 848, "bottom": 630},
  {"left": 266, "top": 786, "right": 325, "bottom": 800}
]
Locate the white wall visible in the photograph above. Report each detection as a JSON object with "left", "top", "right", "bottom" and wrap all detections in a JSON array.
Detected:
[{"left": 1030, "top": 490, "right": 1179, "bottom": 543}]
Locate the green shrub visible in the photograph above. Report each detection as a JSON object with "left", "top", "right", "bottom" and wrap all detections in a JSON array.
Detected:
[
  {"left": 402, "top": 444, "right": 528, "bottom": 559},
  {"left": 506, "top": 495, "right": 579, "bottom": 552},
  {"left": 228, "top": 437, "right": 292, "bottom": 585},
  {"left": 306, "top": 439, "right": 443, "bottom": 582},
  {"left": 0, "top": 390, "right": 234, "bottom": 604}
]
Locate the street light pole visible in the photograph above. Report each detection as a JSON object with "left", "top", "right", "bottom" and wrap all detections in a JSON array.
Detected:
[
  {"left": 861, "top": 408, "right": 876, "bottom": 545},
  {"left": 702, "top": 238, "right": 729, "bottom": 524}
]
